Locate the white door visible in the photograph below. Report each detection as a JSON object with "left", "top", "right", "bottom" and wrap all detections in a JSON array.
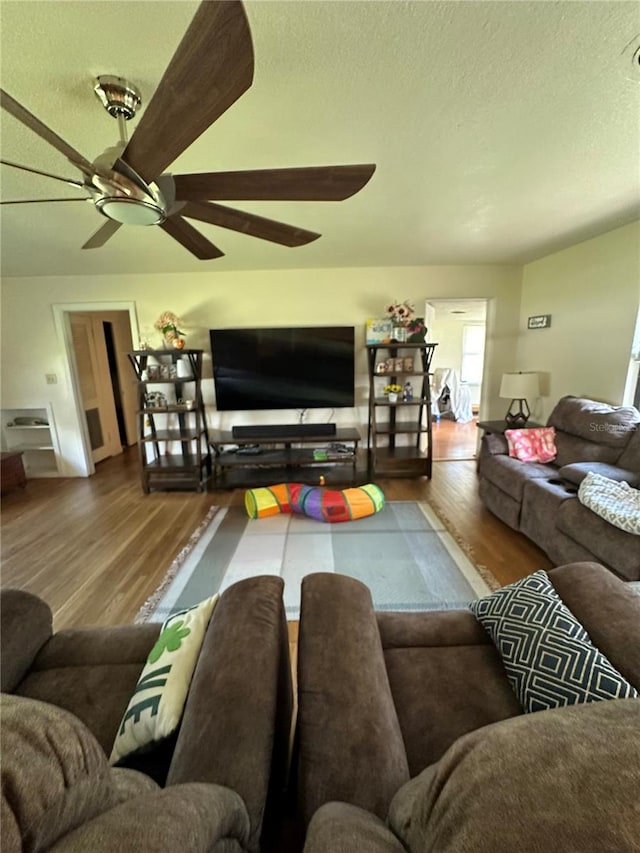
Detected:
[{"left": 70, "top": 314, "right": 122, "bottom": 463}]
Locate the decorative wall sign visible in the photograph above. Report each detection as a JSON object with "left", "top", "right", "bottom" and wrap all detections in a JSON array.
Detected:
[{"left": 527, "top": 314, "right": 552, "bottom": 330}]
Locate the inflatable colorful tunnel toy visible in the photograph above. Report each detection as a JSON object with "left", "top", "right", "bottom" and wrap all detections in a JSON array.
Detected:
[{"left": 244, "top": 482, "right": 385, "bottom": 523}]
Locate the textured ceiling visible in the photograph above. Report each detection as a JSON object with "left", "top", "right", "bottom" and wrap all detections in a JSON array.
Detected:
[{"left": 1, "top": 0, "right": 639, "bottom": 277}]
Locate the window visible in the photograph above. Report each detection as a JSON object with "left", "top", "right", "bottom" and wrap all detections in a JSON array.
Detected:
[{"left": 461, "top": 325, "right": 486, "bottom": 384}]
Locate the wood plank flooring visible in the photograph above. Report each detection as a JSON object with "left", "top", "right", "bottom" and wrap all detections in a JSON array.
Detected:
[
  {"left": 1, "top": 446, "right": 551, "bottom": 631},
  {"left": 431, "top": 416, "right": 479, "bottom": 460}
]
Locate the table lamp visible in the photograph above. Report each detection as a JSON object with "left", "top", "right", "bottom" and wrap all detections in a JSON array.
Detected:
[{"left": 499, "top": 372, "right": 540, "bottom": 427}]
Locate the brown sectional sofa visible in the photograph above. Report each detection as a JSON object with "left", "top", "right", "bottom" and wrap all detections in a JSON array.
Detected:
[
  {"left": 1, "top": 576, "right": 293, "bottom": 853},
  {"left": 296, "top": 566, "right": 640, "bottom": 852},
  {"left": 478, "top": 396, "right": 640, "bottom": 580},
  {"left": 4, "top": 558, "right": 640, "bottom": 851}
]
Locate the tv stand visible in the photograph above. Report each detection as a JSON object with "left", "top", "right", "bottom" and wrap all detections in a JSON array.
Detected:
[
  {"left": 210, "top": 427, "right": 362, "bottom": 489},
  {"left": 232, "top": 423, "right": 336, "bottom": 439}
]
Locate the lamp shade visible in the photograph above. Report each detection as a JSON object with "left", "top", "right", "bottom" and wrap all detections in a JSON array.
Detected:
[{"left": 499, "top": 372, "right": 540, "bottom": 400}]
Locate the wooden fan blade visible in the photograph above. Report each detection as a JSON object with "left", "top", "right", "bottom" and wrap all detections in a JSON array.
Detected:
[
  {"left": 82, "top": 220, "right": 122, "bottom": 250},
  {"left": 180, "top": 201, "right": 321, "bottom": 247},
  {"left": 122, "top": 1, "right": 254, "bottom": 184},
  {"left": 173, "top": 164, "right": 377, "bottom": 202},
  {"left": 1, "top": 159, "right": 85, "bottom": 188},
  {"left": 1, "top": 198, "right": 87, "bottom": 205},
  {"left": 0, "top": 89, "right": 94, "bottom": 173},
  {"left": 160, "top": 215, "right": 225, "bottom": 259}
]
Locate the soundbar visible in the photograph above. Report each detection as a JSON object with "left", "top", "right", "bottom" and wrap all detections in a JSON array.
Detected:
[{"left": 232, "top": 423, "right": 337, "bottom": 439}]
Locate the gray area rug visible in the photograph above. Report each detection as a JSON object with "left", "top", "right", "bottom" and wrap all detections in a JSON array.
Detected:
[{"left": 137, "top": 501, "right": 496, "bottom": 622}]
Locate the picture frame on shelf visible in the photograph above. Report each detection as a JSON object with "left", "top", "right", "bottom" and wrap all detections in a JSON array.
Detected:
[
  {"left": 147, "top": 365, "right": 160, "bottom": 381},
  {"left": 145, "top": 391, "right": 168, "bottom": 409},
  {"left": 403, "top": 356, "right": 415, "bottom": 371},
  {"left": 365, "top": 318, "right": 393, "bottom": 344}
]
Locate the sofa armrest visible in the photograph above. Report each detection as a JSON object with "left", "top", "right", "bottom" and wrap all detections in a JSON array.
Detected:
[
  {"left": 166, "top": 575, "right": 292, "bottom": 853},
  {"left": 482, "top": 433, "right": 509, "bottom": 456},
  {"left": 0, "top": 589, "right": 52, "bottom": 692},
  {"left": 297, "top": 573, "right": 410, "bottom": 826},
  {"left": 304, "top": 803, "right": 406, "bottom": 853}
]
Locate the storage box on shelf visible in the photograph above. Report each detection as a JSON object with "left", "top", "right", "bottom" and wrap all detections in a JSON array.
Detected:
[
  {"left": 1, "top": 405, "right": 60, "bottom": 478},
  {"left": 209, "top": 427, "right": 363, "bottom": 489},
  {"left": 128, "top": 349, "right": 211, "bottom": 493},
  {"left": 367, "top": 342, "right": 438, "bottom": 478}
]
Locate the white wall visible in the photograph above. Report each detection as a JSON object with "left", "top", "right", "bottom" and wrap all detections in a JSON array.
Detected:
[
  {"left": 1, "top": 264, "right": 521, "bottom": 475},
  {"left": 518, "top": 221, "right": 640, "bottom": 422}
]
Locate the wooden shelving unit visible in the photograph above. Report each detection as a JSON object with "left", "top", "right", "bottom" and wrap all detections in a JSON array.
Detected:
[
  {"left": 128, "top": 349, "right": 211, "bottom": 493},
  {"left": 367, "top": 342, "right": 438, "bottom": 478}
]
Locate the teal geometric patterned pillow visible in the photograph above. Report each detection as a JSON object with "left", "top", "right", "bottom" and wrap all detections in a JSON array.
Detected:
[{"left": 470, "top": 570, "right": 638, "bottom": 713}]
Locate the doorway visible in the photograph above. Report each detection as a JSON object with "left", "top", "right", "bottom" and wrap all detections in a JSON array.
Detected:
[
  {"left": 54, "top": 302, "right": 139, "bottom": 477},
  {"left": 425, "top": 298, "right": 488, "bottom": 461}
]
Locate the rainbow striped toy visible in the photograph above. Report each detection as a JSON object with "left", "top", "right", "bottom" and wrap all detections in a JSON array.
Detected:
[{"left": 244, "top": 482, "right": 385, "bottom": 523}]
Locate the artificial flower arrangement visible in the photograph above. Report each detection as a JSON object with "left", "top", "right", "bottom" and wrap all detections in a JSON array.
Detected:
[
  {"left": 384, "top": 384, "right": 403, "bottom": 395},
  {"left": 154, "top": 311, "right": 186, "bottom": 348},
  {"left": 385, "top": 300, "right": 415, "bottom": 326}
]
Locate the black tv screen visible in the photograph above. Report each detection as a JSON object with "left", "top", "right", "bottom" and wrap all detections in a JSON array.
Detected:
[{"left": 210, "top": 326, "right": 355, "bottom": 411}]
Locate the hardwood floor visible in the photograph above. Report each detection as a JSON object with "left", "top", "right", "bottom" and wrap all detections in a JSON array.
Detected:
[
  {"left": 431, "top": 416, "right": 479, "bottom": 460},
  {"left": 1, "top": 446, "right": 551, "bottom": 631}
]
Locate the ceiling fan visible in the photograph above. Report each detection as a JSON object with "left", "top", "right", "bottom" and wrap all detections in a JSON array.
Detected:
[{"left": 0, "top": 1, "right": 375, "bottom": 260}]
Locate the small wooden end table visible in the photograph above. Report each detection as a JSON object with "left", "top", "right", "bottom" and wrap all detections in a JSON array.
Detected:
[{"left": 1, "top": 451, "right": 27, "bottom": 494}]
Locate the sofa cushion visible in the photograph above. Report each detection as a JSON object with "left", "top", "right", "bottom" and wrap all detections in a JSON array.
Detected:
[
  {"left": 48, "top": 784, "right": 249, "bottom": 853},
  {"left": 559, "top": 461, "right": 640, "bottom": 487},
  {"left": 470, "top": 570, "right": 638, "bottom": 712},
  {"left": 553, "top": 430, "right": 621, "bottom": 467},
  {"left": 577, "top": 472, "right": 640, "bottom": 535},
  {"left": 548, "top": 396, "right": 640, "bottom": 449},
  {"left": 505, "top": 426, "right": 557, "bottom": 463},
  {"left": 0, "top": 694, "right": 157, "bottom": 853},
  {"left": 556, "top": 498, "right": 640, "bottom": 581},
  {"left": 110, "top": 595, "right": 218, "bottom": 766},
  {"left": 478, "top": 452, "right": 556, "bottom": 502},
  {"left": 304, "top": 802, "right": 405, "bottom": 853},
  {"left": 387, "top": 699, "right": 640, "bottom": 853},
  {"left": 15, "top": 623, "right": 160, "bottom": 756},
  {"left": 377, "top": 611, "right": 522, "bottom": 775}
]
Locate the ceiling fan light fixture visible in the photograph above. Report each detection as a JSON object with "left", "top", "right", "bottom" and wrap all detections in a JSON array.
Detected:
[{"left": 95, "top": 196, "right": 165, "bottom": 226}]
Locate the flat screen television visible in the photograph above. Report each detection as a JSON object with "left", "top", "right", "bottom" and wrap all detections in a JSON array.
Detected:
[{"left": 210, "top": 326, "right": 355, "bottom": 411}]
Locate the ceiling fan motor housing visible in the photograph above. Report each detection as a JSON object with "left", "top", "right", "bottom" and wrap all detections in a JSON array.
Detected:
[{"left": 94, "top": 75, "right": 141, "bottom": 120}]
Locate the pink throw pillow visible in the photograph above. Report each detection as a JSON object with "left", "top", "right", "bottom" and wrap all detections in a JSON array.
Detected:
[{"left": 505, "top": 427, "right": 557, "bottom": 463}]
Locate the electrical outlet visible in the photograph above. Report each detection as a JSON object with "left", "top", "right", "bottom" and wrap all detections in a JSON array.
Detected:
[{"left": 45, "top": 373, "right": 57, "bottom": 385}]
